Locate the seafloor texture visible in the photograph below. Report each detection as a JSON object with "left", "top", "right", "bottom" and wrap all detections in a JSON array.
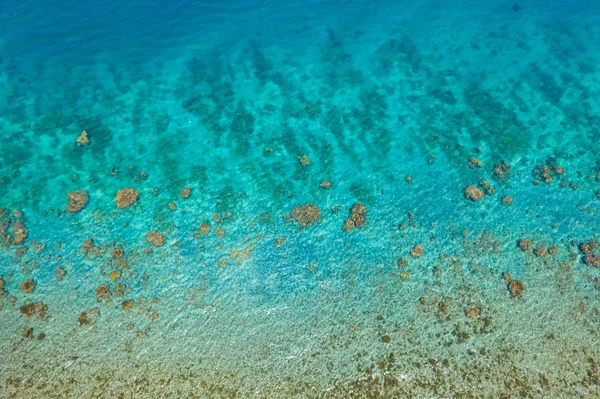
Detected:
[{"left": 1, "top": 0, "right": 600, "bottom": 398}]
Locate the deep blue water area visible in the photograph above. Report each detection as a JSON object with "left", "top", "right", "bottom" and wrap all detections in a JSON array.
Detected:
[{"left": 1, "top": 1, "right": 600, "bottom": 397}]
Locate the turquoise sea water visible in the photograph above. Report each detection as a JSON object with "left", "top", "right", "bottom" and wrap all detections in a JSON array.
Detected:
[{"left": 1, "top": 0, "right": 600, "bottom": 397}]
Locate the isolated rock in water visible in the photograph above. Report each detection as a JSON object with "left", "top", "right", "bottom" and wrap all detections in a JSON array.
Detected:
[
  {"left": 342, "top": 202, "right": 367, "bottom": 232},
  {"left": 115, "top": 188, "right": 139, "bottom": 209},
  {"left": 146, "top": 230, "right": 165, "bottom": 246},
  {"left": 463, "top": 185, "right": 484, "bottom": 201},
  {"left": 290, "top": 203, "right": 321, "bottom": 227},
  {"left": 66, "top": 190, "right": 89, "bottom": 213}
]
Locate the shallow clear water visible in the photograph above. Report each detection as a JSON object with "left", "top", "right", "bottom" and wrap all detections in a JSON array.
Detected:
[{"left": 1, "top": 0, "right": 600, "bottom": 397}]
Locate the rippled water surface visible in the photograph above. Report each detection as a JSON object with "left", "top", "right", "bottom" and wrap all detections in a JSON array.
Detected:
[{"left": 1, "top": 1, "right": 600, "bottom": 397}]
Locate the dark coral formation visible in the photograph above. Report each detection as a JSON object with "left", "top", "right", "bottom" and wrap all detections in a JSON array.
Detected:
[
  {"left": 493, "top": 160, "right": 512, "bottom": 179},
  {"left": 180, "top": 187, "right": 191, "bottom": 198},
  {"left": 532, "top": 158, "right": 565, "bottom": 184},
  {"left": 115, "top": 188, "right": 140, "bottom": 209},
  {"left": 20, "top": 302, "right": 47, "bottom": 319},
  {"left": 146, "top": 230, "right": 165, "bottom": 246},
  {"left": 463, "top": 185, "right": 484, "bottom": 201},
  {"left": 410, "top": 244, "right": 423, "bottom": 258},
  {"left": 501, "top": 195, "right": 514, "bottom": 205},
  {"left": 66, "top": 190, "right": 89, "bottom": 213},
  {"left": 508, "top": 279, "right": 525, "bottom": 297},
  {"left": 583, "top": 255, "right": 600, "bottom": 267},
  {"left": 518, "top": 238, "right": 531, "bottom": 252},
  {"left": 578, "top": 240, "right": 598, "bottom": 255},
  {"left": 478, "top": 179, "right": 494, "bottom": 195},
  {"left": 11, "top": 222, "right": 28, "bottom": 245},
  {"left": 468, "top": 157, "right": 482, "bottom": 168},
  {"left": 290, "top": 203, "right": 322, "bottom": 228},
  {"left": 342, "top": 202, "right": 367, "bottom": 232},
  {"left": 19, "top": 279, "right": 36, "bottom": 293},
  {"left": 76, "top": 130, "right": 90, "bottom": 146}
]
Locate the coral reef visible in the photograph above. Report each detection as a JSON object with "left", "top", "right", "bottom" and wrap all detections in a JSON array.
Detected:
[
  {"left": 463, "top": 185, "right": 484, "bottom": 201},
  {"left": 19, "top": 302, "right": 47, "bottom": 319},
  {"left": 19, "top": 279, "right": 36, "bottom": 293},
  {"left": 76, "top": 130, "right": 90, "bottom": 146},
  {"left": 508, "top": 279, "right": 525, "bottom": 297},
  {"left": 146, "top": 230, "right": 165, "bottom": 246},
  {"left": 115, "top": 188, "right": 140, "bottom": 209},
  {"left": 342, "top": 202, "right": 367, "bottom": 232},
  {"left": 66, "top": 190, "right": 89, "bottom": 213},
  {"left": 290, "top": 203, "right": 321, "bottom": 227},
  {"left": 493, "top": 161, "right": 512, "bottom": 179},
  {"left": 180, "top": 187, "right": 191, "bottom": 198}
]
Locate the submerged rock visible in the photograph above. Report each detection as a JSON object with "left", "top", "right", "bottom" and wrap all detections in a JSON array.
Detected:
[
  {"left": 66, "top": 190, "right": 89, "bottom": 213},
  {"left": 290, "top": 203, "right": 322, "bottom": 228},
  {"left": 342, "top": 202, "right": 367, "bottom": 232},
  {"left": 115, "top": 188, "right": 139, "bottom": 209}
]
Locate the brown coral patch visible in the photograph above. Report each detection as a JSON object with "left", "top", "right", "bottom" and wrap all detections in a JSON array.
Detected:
[
  {"left": 76, "top": 130, "right": 90, "bottom": 146},
  {"left": 20, "top": 302, "right": 47, "bottom": 319},
  {"left": 342, "top": 202, "right": 367, "bottom": 232},
  {"left": 55, "top": 266, "right": 66, "bottom": 280},
  {"left": 11, "top": 222, "right": 28, "bottom": 245},
  {"left": 112, "top": 246, "right": 124, "bottom": 258},
  {"left": 493, "top": 160, "right": 512, "bottom": 179},
  {"left": 517, "top": 239, "right": 531, "bottom": 252},
  {"left": 319, "top": 180, "right": 332, "bottom": 189},
  {"left": 95, "top": 285, "right": 111, "bottom": 299},
  {"left": 468, "top": 157, "right": 482, "bottom": 168},
  {"left": 115, "top": 188, "right": 139, "bottom": 209},
  {"left": 180, "top": 187, "right": 191, "bottom": 198},
  {"left": 66, "top": 190, "right": 89, "bottom": 213},
  {"left": 199, "top": 224, "right": 211, "bottom": 236},
  {"left": 122, "top": 299, "right": 134, "bottom": 310},
  {"left": 290, "top": 203, "right": 322, "bottom": 228},
  {"left": 298, "top": 155, "right": 311, "bottom": 167},
  {"left": 463, "top": 185, "right": 484, "bottom": 202},
  {"left": 19, "top": 279, "right": 36, "bottom": 293},
  {"left": 508, "top": 280, "right": 525, "bottom": 298},
  {"left": 578, "top": 240, "right": 598, "bottom": 255},
  {"left": 410, "top": 245, "right": 423, "bottom": 258},
  {"left": 583, "top": 255, "right": 600, "bottom": 268},
  {"left": 146, "top": 230, "right": 165, "bottom": 246},
  {"left": 501, "top": 195, "right": 514, "bottom": 206}
]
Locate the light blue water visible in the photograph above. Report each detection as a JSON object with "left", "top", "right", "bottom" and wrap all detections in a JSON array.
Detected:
[{"left": 1, "top": 1, "right": 600, "bottom": 397}]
